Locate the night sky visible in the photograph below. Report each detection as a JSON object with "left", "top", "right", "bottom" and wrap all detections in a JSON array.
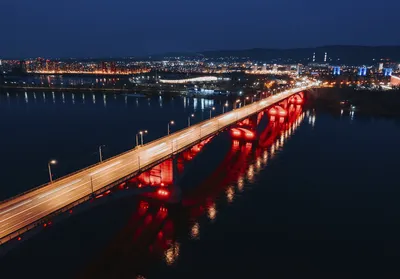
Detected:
[{"left": 1, "top": 0, "right": 399, "bottom": 58}]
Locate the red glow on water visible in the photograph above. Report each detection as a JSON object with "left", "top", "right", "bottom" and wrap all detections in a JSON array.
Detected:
[{"left": 157, "top": 189, "right": 170, "bottom": 197}]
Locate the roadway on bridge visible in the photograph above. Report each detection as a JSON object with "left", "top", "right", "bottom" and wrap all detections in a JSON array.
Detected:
[{"left": 0, "top": 84, "right": 315, "bottom": 243}]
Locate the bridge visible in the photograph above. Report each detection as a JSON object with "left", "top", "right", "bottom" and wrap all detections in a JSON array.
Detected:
[
  {"left": 79, "top": 102, "right": 307, "bottom": 279},
  {"left": 0, "top": 82, "right": 318, "bottom": 245}
]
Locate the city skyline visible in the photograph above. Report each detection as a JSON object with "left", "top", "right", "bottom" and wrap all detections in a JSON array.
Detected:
[{"left": 1, "top": 0, "right": 399, "bottom": 58}]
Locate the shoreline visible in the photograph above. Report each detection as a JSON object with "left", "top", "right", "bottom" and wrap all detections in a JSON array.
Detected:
[{"left": 0, "top": 86, "right": 233, "bottom": 100}]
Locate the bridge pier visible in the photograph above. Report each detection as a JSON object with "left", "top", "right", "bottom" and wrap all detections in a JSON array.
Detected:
[{"left": 168, "top": 155, "right": 182, "bottom": 204}]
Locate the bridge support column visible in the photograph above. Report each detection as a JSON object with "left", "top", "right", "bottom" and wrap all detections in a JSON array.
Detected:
[{"left": 168, "top": 155, "right": 182, "bottom": 204}]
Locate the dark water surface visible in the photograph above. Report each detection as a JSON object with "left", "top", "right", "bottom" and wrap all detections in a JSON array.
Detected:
[
  {"left": 0, "top": 90, "right": 217, "bottom": 200},
  {"left": 1, "top": 90, "right": 400, "bottom": 278}
]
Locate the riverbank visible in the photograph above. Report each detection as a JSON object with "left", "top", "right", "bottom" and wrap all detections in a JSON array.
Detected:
[
  {"left": 307, "top": 87, "right": 400, "bottom": 117},
  {"left": 0, "top": 86, "right": 235, "bottom": 101}
]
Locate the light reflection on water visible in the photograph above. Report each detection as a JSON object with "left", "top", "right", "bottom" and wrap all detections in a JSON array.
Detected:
[
  {"left": 190, "top": 222, "right": 200, "bottom": 239},
  {"left": 164, "top": 242, "right": 180, "bottom": 266},
  {"left": 207, "top": 202, "right": 217, "bottom": 221}
]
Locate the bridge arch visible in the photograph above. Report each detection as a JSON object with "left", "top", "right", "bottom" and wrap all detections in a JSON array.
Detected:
[
  {"left": 288, "top": 94, "right": 303, "bottom": 105},
  {"left": 268, "top": 105, "right": 287, "bottom": 117}
]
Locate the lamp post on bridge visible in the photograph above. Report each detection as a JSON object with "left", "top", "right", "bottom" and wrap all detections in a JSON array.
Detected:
[
  {"left": 168, "top": 120, "right": 174, "bottom": 135},
  {"left": 188, "top": 114, "right": 194, "bottom": 127},
  {"left": 139, "top": 130, "right": 148, "bottom": 146},
  {"left": 244, "top": 96, "right": 249, "bottom": 106},
  {"left": 98, "top": 145, "right": 105, "bottom": 162},
  {"left": 235, "top": 99, "right": 241, "bottom": 109},
  {"left": 209, "top": 107, "right": 215, "bottom": 119},
  {"left": 223, "top": 102, "right": 229, "bottom": 113},
  {"left": 48, "top": 159, "right": 57, "bottom": 183}
]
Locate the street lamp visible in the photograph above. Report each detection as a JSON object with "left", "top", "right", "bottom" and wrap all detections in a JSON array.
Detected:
[
  {"left": 244, "top": 96, "right": 249, "bottom": 106},
  {"left": 48, "top": 160, "right": 57, "bottom": 183},
  {"left": 223, "top": 102, "right": 229, "bottom": 113},
  {"left": 139, "top": 130, "right": 148, "bottom": 146},
  {"left": 209, "top": 107, "right": 215, "bottom": 119},
  {"left": 98, "top": 145, "right": 105, "bottom": 162},
  {"left": 188, "top": 114, "right": 195, "bottom": 127},
  {"left": 168, "top": 120, "right": 174, "bottom": 135},
  {"left": 235, "top": 99, "right": 241, "bottom": 109}
]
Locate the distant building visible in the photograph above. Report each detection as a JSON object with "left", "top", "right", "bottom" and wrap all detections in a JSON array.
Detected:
[
  {"left": 262, "top": 64, "right": 267, "bottom": 72},
  {"left": 159, "top": 76, "right": 218, "bottom": 84},
  {"left": 297, "top": 64, "right": 302, "bottom": 75},
  {"left": 312, "top": 52, "right": 316, "bottom": 62},
  {"left": 333, "top": 66, "right": 341, "bottom": 75},
  {"left": 378, "top": 63, "right": 384, "bottom": 71},
  {"left": 384, "top": 68, "right": 393, "bottom": 77},
  {"left": 19, "top": 60, "right": 27, "bottom": 72},
  {"left": 324, "top": 52, "right": 327, "bottom": 63},
  {"left": 358, "top": 67, "right": 367, "bottom": 76}
]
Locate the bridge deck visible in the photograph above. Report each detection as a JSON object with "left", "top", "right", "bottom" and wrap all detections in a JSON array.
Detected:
[{"left": 0, "top": 85, "right": 315, "bottom": 244}]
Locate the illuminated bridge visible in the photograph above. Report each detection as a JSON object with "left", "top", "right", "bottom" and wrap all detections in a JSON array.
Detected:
[{"left": 0, "top": 83, "right": 318, "bottom": 245}]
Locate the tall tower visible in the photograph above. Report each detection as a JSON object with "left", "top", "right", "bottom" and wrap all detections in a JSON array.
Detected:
[
  {"left": 312, "top": 52, "right": 316, "bottom": 62},
  {"left": 324, "top": 52, "right": 327, "bottom": 63},
  {"left": 297, "top": 64, "right": 302, "bottom": 76}
]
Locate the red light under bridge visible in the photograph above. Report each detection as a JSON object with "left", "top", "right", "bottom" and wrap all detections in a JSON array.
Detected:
[
  {"left": 268, "top": 105, "right": 288, "bottom": 117},
  {"left": 288, "top": 94, "right": 304, "bottom": 105},
  {"left": 230, "top": 127, "right": 256, "bottom": 141}
]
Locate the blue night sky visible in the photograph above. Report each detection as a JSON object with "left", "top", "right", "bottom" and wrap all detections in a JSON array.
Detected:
[{"left": 1, "top": 0, "right": 399, "bottom": 58}]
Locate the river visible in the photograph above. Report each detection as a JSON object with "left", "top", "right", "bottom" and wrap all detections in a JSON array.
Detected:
[{"left": 1, "top": 89, "right": 400, "bottom": 278}]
